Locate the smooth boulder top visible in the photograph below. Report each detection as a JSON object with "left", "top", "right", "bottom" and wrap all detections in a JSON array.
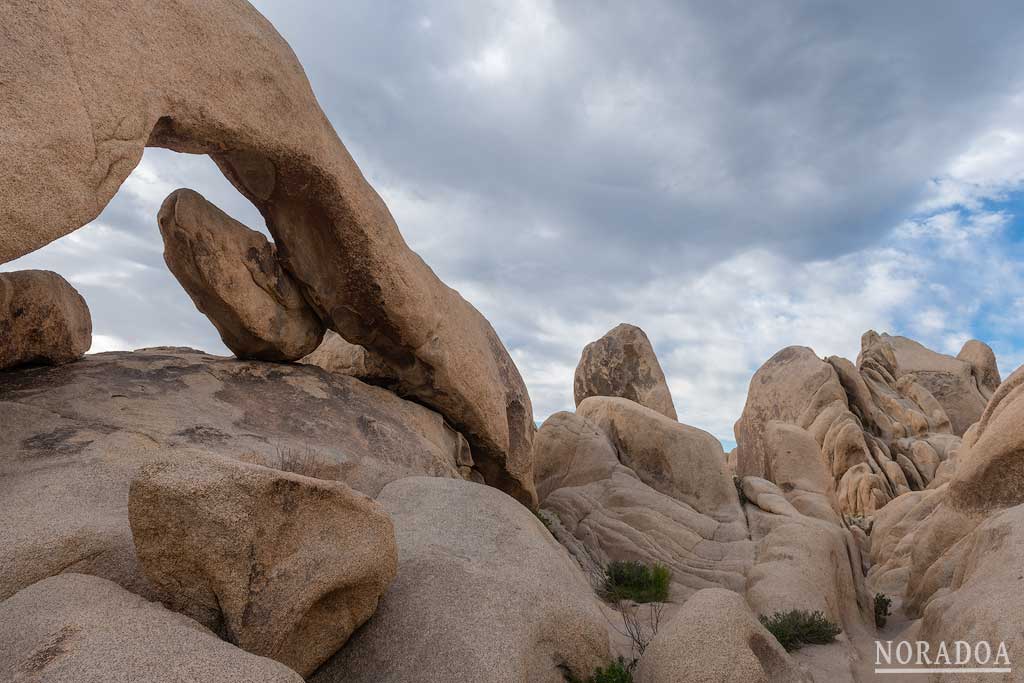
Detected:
[
  {"left": 158, "top": 188, "right": 324, "bottom": 362},
  {"left": 0, "top": 573, "right": 304, "bottom": 683},
  {"left": 957, "top": 338, "right": 1002, "bottom": 398},
  {"left": 129, "top": 452, "right": 396, "bottom": 677},
  {"left": 1, "top": 0, "right": 537, "bottom": 507},
  {"left": 574, "top": 323, "right": 678, "bottom": 420},
  {"left": 0, "top": 269, "right": 92, "bottom": 371}
]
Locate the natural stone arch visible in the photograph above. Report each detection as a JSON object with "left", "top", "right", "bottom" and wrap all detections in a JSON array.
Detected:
[{"left": 1, "top": 0, "right": 536, "bottom": 505}]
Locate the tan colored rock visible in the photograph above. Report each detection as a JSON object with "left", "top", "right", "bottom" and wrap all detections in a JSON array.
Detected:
[
  {"left": 634, "top": 588, "right": 811, "bottom": 683},
  {"left": 158, "top": 188, "right": 324, "bottom": 361},
  {"left": 761, "top": 422, "right": 842, "bottom": 525},
  {"left": 0, "top": 348, "right": 469, "bottom": 603},
  {"left": 879, "top": 333, "right": 987, "bottom": 436},
  {"left": 574, "top": 323, "right": 677, "bottom": 420},
  {"left": 0, "top": 573, "right": 303, "bottom": 683},
  {"left": 535, "top": 412, "right": 753, "bottom": 600},
  {"left": 129, "top": 452, "right": 396, "bottom": 677},
  {"left": 0, "top": 270, "right": 91, "bottom": 371},
  {"left": 1, "top": 0, "right": 536, "bottom": 506},
  {"left": 577, "top": 396, "right": 743, "bottom": 528},
  {"left": 300, "top": 329, "right": 396, "bottom": 383},
  {"left": 312, "top": 477, "right": 610, "bottom": 683},
  {"left": 957, "top": 339, "right": 1001, "bottom": 399}
]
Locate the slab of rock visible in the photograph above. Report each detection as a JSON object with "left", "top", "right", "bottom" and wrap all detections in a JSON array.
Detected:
[
  {"left": 1, "top": 0, "right": 536, "bottom": 507},
  {"left": 301, "top": 329, "right": 396, "bottom": 384},
  {"left": 535, "top": 411, "right": 753, "bottom": 600},
  {"left": 957, "top": 339, "right": 1001, "bottom": 399},
  {"left": 129, "top": 452, "right": 396, "bottom": 676},
  {"left": 0, "top": 348, "right": 474, "bottom": 603},
  {"left": 0, "top": 270, "right": 91, "bottom": 371},
  {"left": 158, "top": 188, "right": 324, "bottom": 361},
  {"left": 312, "top": 477, "right": 610, "bottom": 682},
  {"left": 0, "top": 573, "right": 303, "bottom": 683},
  {"left": 574, "top": 323, "right": 677, "bottom": 420},
  {"left": 635, "top": 588, "right": 811, "bottom": 683}
]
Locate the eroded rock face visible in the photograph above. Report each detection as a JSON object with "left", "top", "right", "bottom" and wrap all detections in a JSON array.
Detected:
[
  {"left": 300, "top": 329, "right": 396, "bottom": 384},
  {"left": 312, "top": 477, "right": 610, "bottom": 683},
  {"left": 957, "top": 339, "right": 1001, "bottom": 399},
  {"left": 129, "top": 452, "right": 396, "bottom": 677},
  {"left": 0, "top": 348, "right": 475, "bottom": 602},
  {"left": 535, "top": 411, "right": 753, "bottom": 600},
  {"left": 0, "top": 270, "right": 91, "bottom": 371},
  {"left": 1, "top": 0, "right": 536, "bottom": 507},
  {"left": 574, "top": 323, "right": 677, "bottom": 420},
  {"left": 635, "top": 588, "right": 811, "bottom": 683},
  {"left": 158, "top": 189, "right": 324, "bottom": 362},
  {"left": 0, "top": 573, "right": 303, "bottom": 683}
]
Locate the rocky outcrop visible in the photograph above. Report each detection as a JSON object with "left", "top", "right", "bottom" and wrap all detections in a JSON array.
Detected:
[
  {"left": 301, "top": 329, "right": 396, "bottom": 384},
  {"left": 879, "top": 333, "right": 988, "bottom": 436},
  {"left": 0, "top": 573, "right": 303, "bottom": 683},
  {"left": 158, "top": 189, "right": 324, "bottom": 362},
  {"left": 635, "top": 588, "right": 811, "bottom": 683},
  {"left": 957, "top": 339, "right": 1001, "bottom": 399},
  {"left": 574, "top": 323, "right": 677, "bottom": 420},
  {"left": 535, "top": 411, "right": 753, "bottom": 600},
  {"left": 129, "top": 453, "right": 396, "bottom": 677},
  {"left": 736, "top": 334, "right": 966, "bottom": 517},
  {"left": 2, "top": 0, "right": 536, "bottom": 506},
  {"left": 0, "top": 270, "right": 91, "bottom": 371},
  {"left": 312, "top": 477, "right": 610, "bottom": 682},
  {"left": 0, "top": 348, "right": 477, "bottom": 602}
]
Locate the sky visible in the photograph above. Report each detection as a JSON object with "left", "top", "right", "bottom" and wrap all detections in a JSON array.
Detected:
[{"left": 7, "top": 0, "right": 1024, "bottom": 448}]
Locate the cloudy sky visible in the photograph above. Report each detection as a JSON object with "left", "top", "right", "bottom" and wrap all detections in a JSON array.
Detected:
[{"left": 7, "top": 1, "right": 1024, "bottom": 447}]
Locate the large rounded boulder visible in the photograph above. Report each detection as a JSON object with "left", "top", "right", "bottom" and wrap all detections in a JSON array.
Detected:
[{"left": 0, "top": 270, "right": 91, "bottom": 371}]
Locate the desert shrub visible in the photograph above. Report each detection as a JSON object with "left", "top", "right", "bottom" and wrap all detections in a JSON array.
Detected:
[
  {"left": 874, "top": 593, "right": 892, "bottom": 628},
  {"left": 759, "top": 609, "right": 841, "bottom": 651},
  {"left": 238, "top": 446, "right": 342, "bottom": 480},
  {"left": 567, "top": 657, "right": 634, "bottom": 683},
  {"left": 603, "top": 561, "right": 671, "bottom": 604},
  {"left": 534, "top": 508, "right": 553, "bottom": 531},
  {"left": 734, "top": 475, "right": 748, "bottom": 505}
]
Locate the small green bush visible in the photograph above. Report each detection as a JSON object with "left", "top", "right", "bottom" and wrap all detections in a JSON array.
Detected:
[
  {"left": 759, "top": 609, "right": 842, "bottom": 651},
  {"left": 567, "top": 657, "right": 633, "bottom": 683},
  {"left": 533, "top": 508, "right": 553, "bottom": 531},
  {"left": 874, "top": 593, "right": 892, "bottom": 628},
  {"left": 603, "top": 560, "right": 670, "bottom": 604}
]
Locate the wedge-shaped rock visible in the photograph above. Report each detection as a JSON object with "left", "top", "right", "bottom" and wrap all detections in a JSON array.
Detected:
[
  {"left": 0, "top": 573, "right": 303, "bottom": 683},
  {"left": 1, "top": 0, "right": 536, "bottom": 506},
  {"left": 158, "top": 188, "right": 324, "bottom": 361},
  {"left": 301, "top": 329, "right": 396, "bottom": 384},
  {"left": 313, "top": 477, "right": 610, "bottom": 683},
  {"left": 574, "top": 323, "right": 677, "bottom": 419},
  {"left": 0, "top": 270, "right": 91, "bottom": 371},
  {"left": 635, "top": 588, "right": 811, "bottom": 683},
  {"left": 129, "top": 452, "right": 397, "bottom": 677}
]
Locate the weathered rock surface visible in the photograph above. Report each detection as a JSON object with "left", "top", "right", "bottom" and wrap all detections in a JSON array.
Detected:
[
  {"left": 129, "top": 452, "right": 396, "bottom": 676},
  {"left": 0, "top": 573, "right": 303, "bottom": 683},
  {"left": 957, "top": 339, "right": 1001, "bottom": 399},
  {"left": 300, "top": 329, "right": 396, "bottom": 384},
  {"left": 312, "top": 477, "right": 610, "bottom": 682},
  {"left": 1, "top": 0, "right": 536, "bottom": 506},
  {"left": 0, "top": 270, "right": 92, "bottom": 371},
  {"left": 158, "top": 188, "right": 324, "bottom": 361},
  {"left": 0, "top": 348, "right": 475, "bottom": 602},
  {"left": 574, "top": 323, "right": 677, "bottom": 420},
  {"left": 880, "top": 333, "right": 988, "bottom": 436},
  {"left": 535, "top": 411, "right": 753, "bottom": 600},
  {"left": 635, "top": 588, "right": 811, "bottom": 683}
]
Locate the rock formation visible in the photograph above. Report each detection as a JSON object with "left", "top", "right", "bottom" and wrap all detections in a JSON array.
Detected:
[
  {"left": 635, "top": 588, "right": 811, "bottom": 683},
  {"left": 0, "top": 573, "right": 303, "bottom": 683},
  {"left": 957, "top": 338, "right": 1001, "bottom": 399},
  {"left": 0, "top": 270, "right": 92, "bottom": 371},
  {"left": 574, "top": 323, "right": 678, "bottom": 420},
  {"left": 301, "top": 329, "right": 396, "bottom": 384},
  {"left": 312, "top": 477, "right": 611, "bottom": 683},
  {"left": 1, "top": 0, "right": 536, "bottom": 506},
  {"left": 0, "top": 348, "right": 478, "bottom": 602},
  {"left": 158, "top": 189, "right": 324, "bottom": 362},
  {"left": 129, "top": 452, "right": 397, "bottom": 676}
]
